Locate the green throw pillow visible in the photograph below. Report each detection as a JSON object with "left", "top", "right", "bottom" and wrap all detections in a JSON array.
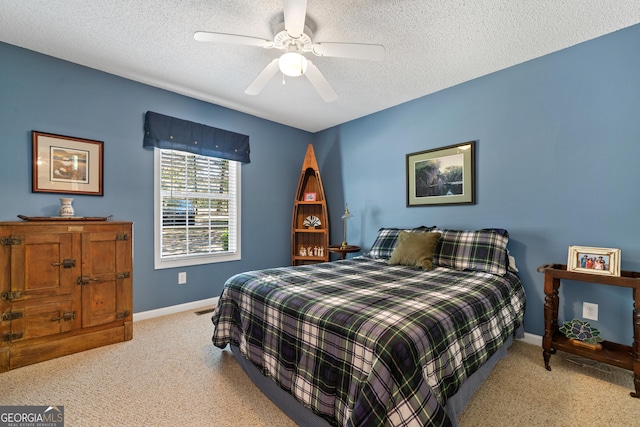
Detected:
[{"left": 388, "top": 231, "right": 442, "bottom": 270}]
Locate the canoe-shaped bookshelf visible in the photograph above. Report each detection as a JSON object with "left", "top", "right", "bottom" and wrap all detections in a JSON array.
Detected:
[{"left": 291, "top": 144, "right": 329, "bottom": 266}]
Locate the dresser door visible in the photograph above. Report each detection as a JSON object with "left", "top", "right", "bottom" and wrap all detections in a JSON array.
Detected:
[
  {"left": 6, "top": 232, "right": 76, "bottom": 300},
  {"left": 1, "top": 231, "right": 80, "bottom": 341},
  {"left": 80, "top": 227, "right": 132, "bottom": 327}
]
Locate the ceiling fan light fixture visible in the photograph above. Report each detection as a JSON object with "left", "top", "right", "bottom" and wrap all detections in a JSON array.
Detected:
[{"left": 279, "top": 52, "right": 308, "bottom": 76}]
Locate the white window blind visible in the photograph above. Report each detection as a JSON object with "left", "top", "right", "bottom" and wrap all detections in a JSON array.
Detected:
[{"left": 154, "top": 148, "right": 241, "bottom": 269}]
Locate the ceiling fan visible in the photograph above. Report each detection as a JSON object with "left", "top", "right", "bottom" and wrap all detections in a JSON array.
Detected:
[{"left": 194, "top": 0, "right": 385, "bottom": 102}]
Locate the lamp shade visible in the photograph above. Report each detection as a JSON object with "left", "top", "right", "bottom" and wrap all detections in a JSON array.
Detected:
[{"left": 279, "top": 52, "right": 308, "bottom": 77}]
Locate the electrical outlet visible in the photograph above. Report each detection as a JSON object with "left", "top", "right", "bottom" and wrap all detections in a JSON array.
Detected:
[
  {"left": 583, "top": 302, "right": 598, "bottom": 321},
  {"left": 178, "top": 272, "right": 187, "bottom": 285}
]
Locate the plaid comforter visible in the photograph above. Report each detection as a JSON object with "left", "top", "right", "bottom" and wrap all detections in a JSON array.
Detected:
[{"left": 212, "top": 257, "right": 526, "bottom": 426}]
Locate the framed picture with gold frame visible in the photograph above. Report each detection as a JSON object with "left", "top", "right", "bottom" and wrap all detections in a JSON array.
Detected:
[
  {"left": 567, "top": 245, "right": 620, "bottom": 276},
  {"left": 32, "top": 131, "right": 104, "bottom": 196}
]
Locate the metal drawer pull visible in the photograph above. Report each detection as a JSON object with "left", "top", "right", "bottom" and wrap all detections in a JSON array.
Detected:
[
  {"left": 51, "top": 311, "right": 76, "bottom": 322},
  {"left": 77, "top": 276, "right": 100, "bottom": 285},
  {"left": 2, "top": 332, "right": 23, "bottom": 342},
  {"left": 2, "top": 311, "right": 23, "bottom": 321},
  {"left": 1, "top": 291, "right": 23, "bottom": 300},
  {"left": 51, "top": 259, "right": 76, "bottom": 268}
]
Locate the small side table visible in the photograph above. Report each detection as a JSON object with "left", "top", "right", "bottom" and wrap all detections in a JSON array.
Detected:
[
  {"left": 538, "top": 263, "right": 640, "bottom": 399},
  {"left": 328, "top": 245, "right": 361, "bottom": 260}
]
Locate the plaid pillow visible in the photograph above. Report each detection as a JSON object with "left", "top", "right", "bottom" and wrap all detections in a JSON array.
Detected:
[
  {"left": 368, "top": 226, "right": 435, "bottom": 259},
  {"left": 432, "top": 228, "right": 509, "bottom": 276}
]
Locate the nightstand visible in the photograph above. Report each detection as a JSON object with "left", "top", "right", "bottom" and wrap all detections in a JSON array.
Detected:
[
  {"left": 538, "top": 263, "right": 640, "bottom": 399},
  {"left": 327, "top": 245, "right": 361, "bottom": 260}
]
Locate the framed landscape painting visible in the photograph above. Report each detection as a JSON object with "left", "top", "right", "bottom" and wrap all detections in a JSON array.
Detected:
[
  {"left": 406, "top": 141, "right": 475, "bottom": 206},
  {"left": 32, "top": 131, "right": 104, "bottom": 196}
]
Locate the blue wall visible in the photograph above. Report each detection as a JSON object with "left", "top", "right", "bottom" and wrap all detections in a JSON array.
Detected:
[
  {"left": 0, "top": 42, "right": 314, "bottom": 313},
  {"left": 2, "top": 23, "right": 639, "bottom": 344},
  {"left": 316, "top": 24, "right": 640, "bottom": 344}
]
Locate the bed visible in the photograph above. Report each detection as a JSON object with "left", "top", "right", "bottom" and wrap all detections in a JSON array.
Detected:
[{"left": 212, "top": 227, "right": 526, "bottom": 426}]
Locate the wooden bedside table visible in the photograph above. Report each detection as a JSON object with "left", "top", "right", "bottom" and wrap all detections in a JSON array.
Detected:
[
  {"left": 537, "top": 263, "right": 640, "bottom": 399},
  {"left": 328, "top": 245, "right": 361, "bottom": 260}
]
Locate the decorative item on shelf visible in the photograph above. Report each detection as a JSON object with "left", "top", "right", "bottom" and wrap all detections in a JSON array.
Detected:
[
  {"left": 303, "top": 215, "right": 321, "bottom": 228},
  {"left": 17, "top": 215, "right": 113, "bottom": 222},
  {"left": 298, "top": 246, "right": 325, "bottom": 257},
  {"left": 567, "top": 245, "right": 621, "bottom": 277},
  {"left": 59, "top": 198, "right": 75, "bottom": 217},
  {"left": 559, "top": 319, "right": 603, "bottom": 351},
  {"left": 299, "top": 246, "right": 325, "bottom": 257},
  {"left": 340, "top": 204, "right": 353, "bottom": 249}
]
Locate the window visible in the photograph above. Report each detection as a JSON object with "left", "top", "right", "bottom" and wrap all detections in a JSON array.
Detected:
[{"left": 154, "top": 148, "right": 241, "bottom": 269}]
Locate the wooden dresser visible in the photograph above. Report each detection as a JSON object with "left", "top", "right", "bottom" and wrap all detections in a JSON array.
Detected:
[{"left": 0, "top": 220, "right": 133, "bottom": 372}]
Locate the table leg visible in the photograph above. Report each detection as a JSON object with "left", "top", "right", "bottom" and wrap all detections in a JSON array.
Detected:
[
  {"left": 632, "top": 289, "right": 640, "bottom": 398},
  {"left": 543, "top": 275, "right": 559, "bottom": 371}
]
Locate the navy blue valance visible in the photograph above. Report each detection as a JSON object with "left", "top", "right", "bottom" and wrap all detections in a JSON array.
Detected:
[{"left": 143, "top": 111, "right": 250, "bottom": 163}]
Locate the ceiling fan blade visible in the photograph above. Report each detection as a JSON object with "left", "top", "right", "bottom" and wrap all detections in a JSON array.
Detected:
[
  {"left": 312, "top": 42, "right": 385, "bottom": 61},
  {"left": 305, "top": 61, "right": 338, "bottom": 103},
  {"left": 194, "top": 31, "right": 272, "bottom": 48},
  {"left": 245, "top": 59, "right": 280, "bottom": 95},
  {"left": 283, "top": 0, "right": 307, "bottom": 39}
]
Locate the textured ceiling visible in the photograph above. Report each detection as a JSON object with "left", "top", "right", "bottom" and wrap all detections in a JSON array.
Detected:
[{"left": 1, "top": 1, "right": 639, "bottom": 132}]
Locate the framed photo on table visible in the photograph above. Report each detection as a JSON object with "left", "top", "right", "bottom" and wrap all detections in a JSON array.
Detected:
[
  {"left": 406, "top": 141, "right": 475, "bottom": 206},
  {"left": 32, "top": 131, "right": 104, "bottom": 196},
  {"left": 567, "top": 245, "right": 621, "bottom": 276},
  {"left": 304, "top": 192, "right": 317, "bottom": 201}
]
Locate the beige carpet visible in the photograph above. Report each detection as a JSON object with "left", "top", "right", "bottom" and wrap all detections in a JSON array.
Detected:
[{"left": 1, "top": 308, "right": 638, "bottom": 426}]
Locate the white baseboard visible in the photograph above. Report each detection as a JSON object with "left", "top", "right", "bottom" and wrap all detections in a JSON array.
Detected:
[
  {"left": 518, "top": 332, "right": 542, "bottom": 347},
  {"left": 133, "top": 297, "right": 219, "bottom": 322}
]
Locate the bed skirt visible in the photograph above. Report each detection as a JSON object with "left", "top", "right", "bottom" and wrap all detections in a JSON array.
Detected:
[{"left": 230, "top": 325, "right": 523, "bottom": 427}]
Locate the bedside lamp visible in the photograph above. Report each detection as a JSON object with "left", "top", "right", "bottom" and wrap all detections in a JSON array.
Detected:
[{"left": 340, "top": 204, "right": 354, "bottom": 249}]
